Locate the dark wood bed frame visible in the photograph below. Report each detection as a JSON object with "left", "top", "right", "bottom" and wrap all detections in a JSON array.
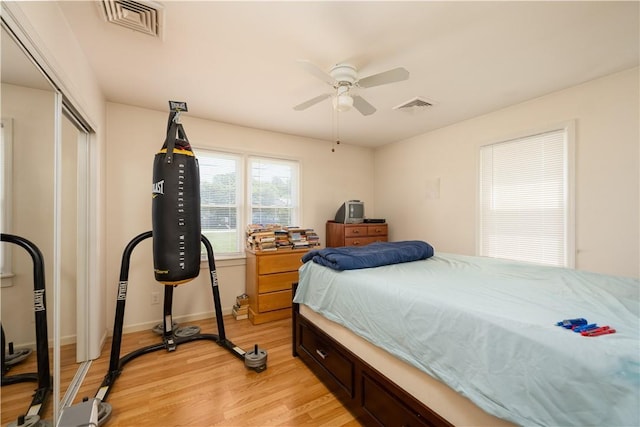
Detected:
[{"left": 292, "top": 283, "right": 453, "bottom": 427}]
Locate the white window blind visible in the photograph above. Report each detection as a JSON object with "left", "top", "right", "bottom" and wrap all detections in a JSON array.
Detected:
[
  {"left": 248, "top": 156, "right": 299, "bottom": 226},
  {"left": 196, "top": 150, "right": 243, "bottom": 255},
  {"left": 479, "top": 128, "right": 571, "bottom": 267}
]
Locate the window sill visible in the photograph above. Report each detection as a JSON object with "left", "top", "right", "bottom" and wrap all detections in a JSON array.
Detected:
[
  {"left": 200, "top": 252, "right": 246, "bottom": 268},
  {"left": 1, "top": 272, "right": 15, "bottom": 287}
]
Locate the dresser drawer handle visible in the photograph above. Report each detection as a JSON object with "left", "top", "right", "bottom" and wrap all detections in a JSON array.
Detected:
[
  {"left": 352, "top": 230, "right": 359, "bottom": 234},
  {"left": 316, "top": 349, "right": 328, "bottom": 360}
]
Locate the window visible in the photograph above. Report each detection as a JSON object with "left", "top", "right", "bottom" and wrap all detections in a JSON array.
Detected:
[
  {"left": 248, "top": 156, "right": 299, "bottom": 226},
  {"left": 478, "top": 125, "right": 574, "bottom": 267},
  {"left": 194, "top": 148, "right": 299, "bottom": 257}
]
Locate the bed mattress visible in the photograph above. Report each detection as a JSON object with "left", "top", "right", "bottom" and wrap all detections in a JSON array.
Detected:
[{"left": 293, "top": 253, "right": 640, "bottom": 427}]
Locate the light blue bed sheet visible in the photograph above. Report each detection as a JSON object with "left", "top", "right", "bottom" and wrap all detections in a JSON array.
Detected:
[{"left": 293, "top": 253, "right": 640, "bottom": 427}]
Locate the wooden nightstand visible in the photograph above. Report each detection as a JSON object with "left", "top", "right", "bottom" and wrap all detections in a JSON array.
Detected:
[
  {"left": 326, "top": 221, "right": 388, "bottom": 247},
  {"left": 245, "top": 248, "right": 309, "bottom": 324}
]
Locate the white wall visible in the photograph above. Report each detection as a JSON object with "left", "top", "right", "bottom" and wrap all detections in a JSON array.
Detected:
[
  {"left": 105, "top": 103, "right": 375, "bottom": 332},
  {"left": 375, "top": 67, "right": 639, "bottom": 279}
]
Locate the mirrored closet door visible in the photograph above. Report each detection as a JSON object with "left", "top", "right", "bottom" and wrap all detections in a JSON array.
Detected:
[{"left": 1, "top": 23, "right": 92, "bottom": 425}]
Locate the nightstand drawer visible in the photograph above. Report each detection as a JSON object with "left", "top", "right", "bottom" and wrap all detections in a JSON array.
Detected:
[
  {"left": 257, "top": 271, "right": 298, "bottom": 293},
  {"left": 299, "top": 322, "right": 353, "bottom": 396},
  {"left": 257, "top": 289, "right": 292, "bottom": 312},
  {"left": 256, "top": 252, "right": 304, "bottom": 275}
]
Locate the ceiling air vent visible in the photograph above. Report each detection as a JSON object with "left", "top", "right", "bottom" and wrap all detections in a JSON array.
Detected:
[
  {"left": 393, "top": 97, "right": 434, "bottom": 111},
  {"left": 99, "top": 0, "right": 164, "bottom": 38}
]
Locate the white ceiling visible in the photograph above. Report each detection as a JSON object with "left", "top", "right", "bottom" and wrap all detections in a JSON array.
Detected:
[{"left": 58, "top": 1, "right": 639, "bottom": 148}]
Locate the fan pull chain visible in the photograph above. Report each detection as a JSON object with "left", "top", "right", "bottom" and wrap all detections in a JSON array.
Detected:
[{"left": 332, "top": 106, "right": 341, "bottom": 153}]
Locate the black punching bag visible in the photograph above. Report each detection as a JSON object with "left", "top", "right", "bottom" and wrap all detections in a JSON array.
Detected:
[{"left": 152, "top": 113, "right": 201, "bottom": 285}]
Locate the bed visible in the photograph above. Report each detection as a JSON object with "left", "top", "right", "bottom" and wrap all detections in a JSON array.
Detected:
[{"left": 292, "top": 242, "right": 640, "bottom": 426}]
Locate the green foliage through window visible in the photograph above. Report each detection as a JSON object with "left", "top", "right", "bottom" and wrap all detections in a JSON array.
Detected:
[{"left": 194, "top": 149, "right": 299, "bottom": 256}]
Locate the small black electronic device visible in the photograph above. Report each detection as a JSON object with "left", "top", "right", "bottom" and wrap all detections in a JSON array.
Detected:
[
  {"left": 364, "top": 218, "right": 386, "bottom": 224},
  {"left": 334, "top": 200, "right": 365, "bottom": 224}
]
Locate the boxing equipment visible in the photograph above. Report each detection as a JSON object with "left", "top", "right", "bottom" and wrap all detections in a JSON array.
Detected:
[
  {"left": 2, "top": 339, "right": 33, "bottom": 367},
  {"left": 93, "top": 232, "right": 266, "bottom": 425},
  {"left": 152, "top": 105, "right": 201, "bottom": 285},
  {"left": 244, "top": 344, "right": 268, "bottom": 373},
  {"left": 7, "top": 414, "right": 51, "bottom": 427},
  {"left": 1, "top": 234, "right": 52, "bottom": 421},
  {"left": 92, "top": 104, "right": 266, "bottom": 425}
]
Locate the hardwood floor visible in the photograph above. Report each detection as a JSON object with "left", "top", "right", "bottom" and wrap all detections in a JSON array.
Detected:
[
  {"left": 70, "top": 316, "right": 360, "bottom": 426},
  {"left": 1, "top": 342, "right": 77, "bottom": 425}
]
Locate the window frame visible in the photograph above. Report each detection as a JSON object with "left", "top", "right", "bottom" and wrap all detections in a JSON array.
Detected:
[
  {"left": 194, "top": 148, "right": 244, "bottom": 258},
  {"left": 1, "top": 118, "right": 14, "bottom": 286},
  {"left": 193, "top": 147, "right": 301, "bottom": 259},
  {"left": 247, "top": 155, "right": 300, "bottom": 228},
  {"left": 476, "top": 121, "right": 575, "bottom": 268}
]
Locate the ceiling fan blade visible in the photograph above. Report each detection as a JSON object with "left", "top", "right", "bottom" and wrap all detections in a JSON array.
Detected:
[
  {"left": 352, "top": 95, "right": 377, "bottom": 116},
  {"left": 297, "top": 60, "right": 335, "bottom": 86},
  {"left": 293, "top": 93, "right": 331, "bottom": 111},
  {"left": 357, "top": 67, "right": 409, "bottom": 88}
]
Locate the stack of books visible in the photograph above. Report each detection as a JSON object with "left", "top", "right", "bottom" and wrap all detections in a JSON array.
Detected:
[
  {"left": 305, "top": 229, "right": 320, "bottom": 247},
  {"left": 274, "top": 228, "right": 292, "bottom": 249},
  {"left": 254, "top": 230, "right": 277, "bottom": 251},
  {"left": 286, "top": 227, "right": 321, "bottom": 249},
  {"left": 246, "top": 224, "right": 321, "bottom": 251},
  {"left": 232, "top": 293, "right": 249, "bottom": 320},
  {"left": 246, "top": 224, "right": 278, "bottom": 251},
  {"left": 287, "top": 227, "right": 309, "bottom": 249}
]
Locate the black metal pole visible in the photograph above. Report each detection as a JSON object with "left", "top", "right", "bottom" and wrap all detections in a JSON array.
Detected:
[
  {"left": 163, "top": 285, "right": 176, "bottom": 351},
  {"left": 201, "top": 235, "right": 226, "bottom": 342},
  {"left": 106, "top": 231, "right": 152, "bottom": 377},
  {"left": 1, "top": 323, "right": 6, "bottom": 376},
  {"left": 0, "top": 233, "right": 52, "bottom": 414}
]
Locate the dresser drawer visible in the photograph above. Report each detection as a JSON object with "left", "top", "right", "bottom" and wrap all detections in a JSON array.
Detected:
[
  {"left": 367, "top": 225, "right": 388, "bottom": 236},
  {"left": 257, "top": 289, "right": 292, "bottom": 312},
  {"left": 344, "top": 226, "right": 368, "bottom": 238},
  {"left": 257, "top": 271, "right": 298, "bottom": 293},
  {"left": 298, "top": 322, "right": 354, "bottom": 396},
  {"left": 256, "top": 252, "right": 304, "bottom": 275},
  {"left": 345, "top": 236, "right": 380, "bottom": 247}
]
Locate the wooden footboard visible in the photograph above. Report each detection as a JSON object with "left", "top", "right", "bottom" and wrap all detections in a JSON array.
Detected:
[{"left": 292, "top": 283, "right": 452, "bottom": 427}]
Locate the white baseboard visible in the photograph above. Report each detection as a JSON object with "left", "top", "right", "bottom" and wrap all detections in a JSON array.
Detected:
[{"left": 117, "top": 306, "right": 233, "bottom": 336}]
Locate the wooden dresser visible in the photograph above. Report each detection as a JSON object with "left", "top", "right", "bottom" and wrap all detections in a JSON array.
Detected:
[
  {"left": 326, "top": 221, "right": 388, "bottom": 247},
  {"left": 245, "top": 248, "right": 308, "bottom": 324}
]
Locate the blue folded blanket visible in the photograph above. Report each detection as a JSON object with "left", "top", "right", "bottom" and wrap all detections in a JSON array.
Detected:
[{"left": 302, "top": 240, "right": 434, "bottom": 271}]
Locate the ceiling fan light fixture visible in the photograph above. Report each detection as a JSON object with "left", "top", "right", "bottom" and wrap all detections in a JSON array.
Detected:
[
  {"left": 294, "top": 60, "right": 409, "bottom": 116},
  {"left": 333, "top": 93, "right": 353, "bottom": 112}
]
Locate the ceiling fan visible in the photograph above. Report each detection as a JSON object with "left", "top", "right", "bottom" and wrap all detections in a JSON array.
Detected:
[{"left": 293, "top": 60, "right": 409, "bottom": 116}]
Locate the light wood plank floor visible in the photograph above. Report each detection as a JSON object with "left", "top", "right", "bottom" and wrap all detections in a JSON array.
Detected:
[
  {"left": 1, "top": 342, "right": 77, "bottom": 425},
  {"left": 70, "top": 316, "right": 360, "bottom": 426}
]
